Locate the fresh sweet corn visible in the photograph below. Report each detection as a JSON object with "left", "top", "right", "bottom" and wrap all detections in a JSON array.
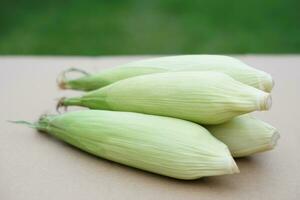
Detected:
[
  {"left": 58, "top": 55, "right": 274, "bottom": 92},
  {"left": 16, "top": 110, "right": 239, "bottom": 180},
  {"left": 206, "top": 115, "right": 280, "bottom": 157},
  {"left": 60, "top": 71, "right": 272, "bottom": 125}
]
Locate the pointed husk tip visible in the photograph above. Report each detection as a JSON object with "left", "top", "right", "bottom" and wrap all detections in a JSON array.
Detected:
[
  {"left": 226, "top": 149, "right": 240, "bottom": 174},
  {"left": 57, "top": 79, "right": 70, "bottom": 90},
  {"left": 268, "top": 129, "right": 280, "bottom": 150},
  {"left": 56, "top": 97, "right": 82, "bottom": 112},
  {"left": 9, "top": 114, "right": 56, "bottom": 132},
  {"left": 8, "top": 120, "right": 37, "bottom": 128},
  {"left": 257, "top": 93, "right": 272, "bottom": 111},
  {"left": 56, "top": 68, "right": 89, "bottom": 90},
  {"left": 56, "top": 71, "right": 70, "bottom": 90},
  {"left": 260, "top": 73, "right": 274, "bottom": 92}
]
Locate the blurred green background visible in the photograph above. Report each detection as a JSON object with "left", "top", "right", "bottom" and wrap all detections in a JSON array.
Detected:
[{"left": 0, "top": 0, "right": 299, "bottom": 55}]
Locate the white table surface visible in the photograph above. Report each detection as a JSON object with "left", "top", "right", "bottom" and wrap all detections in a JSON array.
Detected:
[{"left": 1, "top": 56, "right": 299, "bottom": 200}]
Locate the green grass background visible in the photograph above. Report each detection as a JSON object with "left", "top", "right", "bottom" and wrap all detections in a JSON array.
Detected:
[{"left": 0, "top": 0, "right": 299, "bottom": 55}]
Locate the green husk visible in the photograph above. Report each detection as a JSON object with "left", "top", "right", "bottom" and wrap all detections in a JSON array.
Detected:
[
  {"left": 206, "top": 115, "right": 280, "bottom": 157},
  {"left": 60, "top": 71, "right": 272, "bottom": 125},
  {"left": 58, "top": 55, "right": 274, "bottom": 92},
  {"left": 16, "top": 110, "right": 239, "bottom": 180}
]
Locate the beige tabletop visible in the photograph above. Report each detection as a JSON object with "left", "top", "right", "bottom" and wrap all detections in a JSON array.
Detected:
[{"left": 1, "top": 56, "right": 299, "bottom": 200}]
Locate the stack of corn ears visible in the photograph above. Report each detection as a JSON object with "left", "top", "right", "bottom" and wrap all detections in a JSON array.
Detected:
[{"left": 17, "top": 55, "right": 279, "bottom": 180}]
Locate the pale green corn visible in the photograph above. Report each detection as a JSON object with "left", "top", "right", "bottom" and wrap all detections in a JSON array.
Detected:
[
  {"left": 206, "top": 115, "right": 280, "bottom": 157},
  {"left": 58, "top": 55, "right": 274, "bottom": 92},
  {"left": 16, "top": 110, "right": 239, "bottom": 180},
  {"left": 60, "top": 71, "right": 272, "bottom": 125}
]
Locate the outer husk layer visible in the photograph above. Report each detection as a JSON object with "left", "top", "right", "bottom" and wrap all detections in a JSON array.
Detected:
[
  {"left": 62, "top": 71, "right": 271, "bottom": 125},
  {"left": 206, "top": 115, "right": 280, "bottom": 157},
  {"left": 61, "top": 55, "right": 273, "bottom": 92},
  {"left": 33, "top": 110, "right": 239, "bottom": 180}
]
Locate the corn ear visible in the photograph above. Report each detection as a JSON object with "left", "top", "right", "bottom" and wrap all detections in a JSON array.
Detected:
[
  {"left": 206, "top": 115, "right": 280, "bottom": 157},
  {"left": 60, "top": 71, "right": 272, "bottom": 125},
  {"left": 16, "top": 110, "right": 239, "bottom": 180},
  {"left": 58, "top": 55, "right": 274, "bottom": 92}
]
